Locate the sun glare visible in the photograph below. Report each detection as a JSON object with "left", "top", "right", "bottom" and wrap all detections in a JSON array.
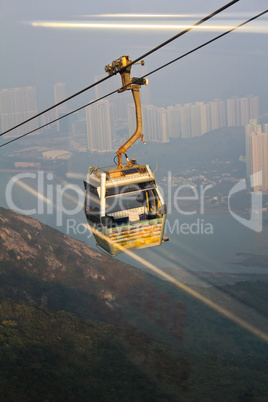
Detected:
[
  {"left": 89, "top": 225, "right": 268, "bottom": 343},
  {"left": 30, "top": 21, "right": 267, "bottom": 33}
]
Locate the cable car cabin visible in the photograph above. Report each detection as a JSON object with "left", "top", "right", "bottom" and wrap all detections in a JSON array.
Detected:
[
  {"left": 84, "top": 163, "right": 168, "bottom": 256},
  {"left": 83, "top": 55, "right": 168, "bottom": 255}
]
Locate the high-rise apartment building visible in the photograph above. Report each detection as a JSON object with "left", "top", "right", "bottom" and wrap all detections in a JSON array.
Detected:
[
  {"left": 128, "top": 104, "right": 168, "bottom": 143},
  {"left": 54, "top": 83, "right": 67, "bottom": 110},
  {"left": 94, "top": 74, "right": 130, "bottom": 133},
  {"left": 143, "top": 105, "right": 168, "bottom": 142},
  {"left": 86, "top": 100, "right": 113, "bottom": 152},
  {"left": 179, "top": 104, "right": 192, "bottom": 139},
  {"left": 227, "top": 96, "right": 259, "bottom": 128},
  {"left": 226, "top": 98, "right": 237, "bottom": 127},
  {"left": 239, "top": 97, "right": 250, "bottom": 126},
  {"left": 245, "top": 120, "right": 268, "bottom": 191},
  {"left": 249, "top": 95, "right": 259, "bottom": 121},
  {"left": 209, "top": 99, "right": 226, "bottom": 130},
  {"left": 190, "top": 103, "right": 203, "bottom": 138},
  {"left": 0, "top": 86, "right": 38, "bottom": 137},
  {"left": 202, "top": 102, "right": 211, "bottom": 134},
  {"left": 166, "top": 105, "right": 181, "bottom": 138},
  {"left": 53, "top": 83, "right": 67, "bottom": 131}
]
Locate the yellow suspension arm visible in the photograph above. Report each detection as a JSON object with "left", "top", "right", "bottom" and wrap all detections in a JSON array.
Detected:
[{"left": 105, "top": 55, "right": 148, "bottom": 168}]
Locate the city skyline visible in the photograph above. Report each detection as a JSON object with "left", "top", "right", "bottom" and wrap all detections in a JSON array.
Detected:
[
  {"left": 1, "top": 1, "right": 267, "bottom": 117},
  {"left": 0, "top": 82, "right": 262, "bottom": 151}
]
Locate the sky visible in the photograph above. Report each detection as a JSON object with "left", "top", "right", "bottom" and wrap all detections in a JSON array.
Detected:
[{"left": 1, "top": 0, "right": 268, "bottom": 115}]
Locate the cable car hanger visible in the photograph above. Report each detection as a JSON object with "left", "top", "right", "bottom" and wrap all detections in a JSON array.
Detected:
[
  {"left": 83, "top": 55, "right": 169, "bottom": 255},
  {"left": 105, "top": 55, "right": 147, "bottom": 169}
]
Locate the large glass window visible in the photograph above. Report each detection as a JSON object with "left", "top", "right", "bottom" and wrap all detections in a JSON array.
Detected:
[
  {"left": 105, "top": 182, "right": 158, "bottom": 214},
  {"left": 85, "top": 183, "right": 101, "bottom": 216}
]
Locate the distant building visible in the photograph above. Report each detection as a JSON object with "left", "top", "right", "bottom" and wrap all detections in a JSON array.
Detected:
[
  {"left": 226, "top": 97, "right": 237, "bottom": 127},
  {"left": 227, "top": 96, "right": 259, "bottom": 128},
  {"left": 71, "top": 118, "right": 87, "bottom": 150},
  {"left": 191, "top": 101, "right": 214, "bottom": 137},
  {"left": 190, "top": 103, "right": 202, "bottom": 138},
  {"left": 14, "top": 162, "right": 41, "bottom": 169},
  {"left": 239, "top": 97, "right": 250, "bottom": 126},
  {"left": 165, "top": 95, "right": 260, "bottom": 141},
  {"left": 249, "top": 95, "right": 259, "bottom": 121},
  {"left": 201, "top": 102, "right": 211, "bottom": 134},
  {"left": 94, "top": 74, "right": 130, "bottom": 133},
  {"left": 179, "top": 104, "right": 192, "bottom": 139},
  {"left": 72, "top": 118, "right": 87, "bottom": 138},
  {"left": 86, "top": 100, "right": 113, "bottom": 152},
  {"left": 128, "top": 104, "right": 168, "bottom": 143},
  {"left": 42, "top": 150, "right": 72, "bottom": 160},
  {"left": 0, "top": 86, "right": 38, "bottom": 137},
  {"left": 209, "top": 99, "right": 226, "bottom": 130},
  {"left": 245, "top": 120, "right": 268, "bottom": 191},
  {"left": 143, "top": 105, "right": 168, "bottom": 142},
  {"left": 54, "top": 83, "right": 67, "bottom": 132},
  {"left": 166, "top": 105, "right": 181, "bottom": 138},
  {"left": 54, "top": 83, "right": 66, "bottom": 109}
]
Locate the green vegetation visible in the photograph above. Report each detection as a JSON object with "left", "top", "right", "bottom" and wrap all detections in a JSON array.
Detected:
[
  {"left": 0, "top": 207, "right": 268, "bottom": 401},
  {"left": 0, "top": 298, "right": 194, "bottom": 401}
]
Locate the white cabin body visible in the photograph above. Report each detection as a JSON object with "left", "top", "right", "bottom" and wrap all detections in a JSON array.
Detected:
[{"left": 84, "top": 163, "right": 168, "bottom": 256}]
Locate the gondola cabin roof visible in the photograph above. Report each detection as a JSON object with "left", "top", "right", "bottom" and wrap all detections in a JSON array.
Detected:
[{"left": 85, "top": 163, "right": 156, "bottom": 191}]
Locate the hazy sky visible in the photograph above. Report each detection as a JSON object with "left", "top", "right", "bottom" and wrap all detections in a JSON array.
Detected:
[{"left": 1, "top": 0, "right": 268, "bottom": 113}]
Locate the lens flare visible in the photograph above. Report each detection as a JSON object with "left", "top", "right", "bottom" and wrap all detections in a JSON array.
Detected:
[
  {"left": 13, "top": 178, "right": 52, "bottom": 206},
  {"left": 89, "top": 225, "right": 268, "bottom": 343},
  {"left": 30, "top": 21, "right": 267, "bottom": 33}
]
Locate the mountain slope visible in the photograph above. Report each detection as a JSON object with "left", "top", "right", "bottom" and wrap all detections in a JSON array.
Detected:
[
  {"left": 0, "top": 297, "right": 190, "bottom": 402},
  {"left": 0, "top": 207, "right": 189, "bottom": 401},
  {"left": 0, "top": 207, "right": 186, "bottom": 341},
  {"left": 1, "top": 207, "right": 268, "bottom": 402}
]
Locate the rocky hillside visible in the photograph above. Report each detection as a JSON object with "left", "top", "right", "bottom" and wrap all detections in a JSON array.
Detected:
[{"left": 0, "top": 207, "right": 185, "bottom": 340}]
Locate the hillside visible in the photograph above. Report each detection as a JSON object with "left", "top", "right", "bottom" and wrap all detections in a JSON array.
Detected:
[
  {"left": 0, "top": 207, "right": 188, "bottom": 401},
  {"left": 0, "top": 207, "right": 268, "bottom": 401},
  {"left": 0, "top": 207, "right": 186, "bottom": 340},
  {"left": 0, "top": 298, "right": 187, "bottom": 402}
]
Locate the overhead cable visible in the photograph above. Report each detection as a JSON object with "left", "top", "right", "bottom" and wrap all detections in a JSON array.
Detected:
[
  {"left": 1, "top": 9, "right": 267, "bottom": 149},
  {"left": 0, "top": 89, "right": 119, "bottom": 148},
  {"left": 124, "top": 0, "right": 240, "bottom": 70},
  {"left": 141, "top": 9, "right": 268, "bottom": 79},
  {"left": 0, "top": 76, "right": 113, "bottom": 138},
  {"left": 0, "top": 0, "right": 239, "bottom": 138}
]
